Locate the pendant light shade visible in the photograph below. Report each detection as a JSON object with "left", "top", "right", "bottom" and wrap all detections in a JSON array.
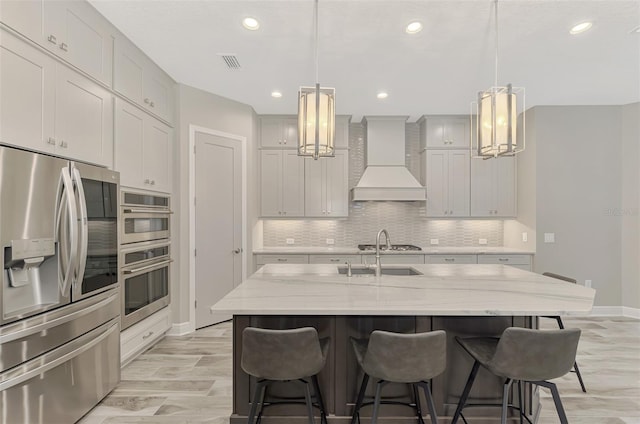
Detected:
[
  {"left": 471, "top": 0, "right": 525, "bottom": 159},
  {"left": 298, "top": 0, "right": 335, "bottom": 160}
]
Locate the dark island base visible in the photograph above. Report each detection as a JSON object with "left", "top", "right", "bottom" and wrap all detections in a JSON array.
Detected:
[{"left": 231, "top": 315, "right": 540, "bottom": 423}]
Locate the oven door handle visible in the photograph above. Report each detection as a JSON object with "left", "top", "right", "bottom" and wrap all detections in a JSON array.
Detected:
[
  {"left": 123, "top": 259, "right": 173, "bottom": 275},
  {"left": 123, "top": 208, "right": 173, "bottom": 214}
]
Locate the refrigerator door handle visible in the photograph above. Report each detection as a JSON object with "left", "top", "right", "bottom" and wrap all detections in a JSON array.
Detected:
[
  {"left": 55, "top": 166, "right": 78, "bottom": 298},
  {"left": 72, "top": 165, "right": 88, "bottom": 291},
  {"left": 0, "top": 320, "right": 118, "bottom": 392}
]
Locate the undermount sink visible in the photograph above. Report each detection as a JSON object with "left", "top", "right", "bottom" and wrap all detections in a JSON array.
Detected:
[{"left": 337, "top": 266, "right": 423, "bottom": 276}]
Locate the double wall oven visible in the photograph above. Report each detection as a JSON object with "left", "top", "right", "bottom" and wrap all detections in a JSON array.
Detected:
[{"left": 120, "top": 192, "right": 172, "bottom": 329}]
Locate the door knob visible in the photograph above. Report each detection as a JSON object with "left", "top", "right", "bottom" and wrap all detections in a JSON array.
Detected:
[{"left": 233, "top": 248, "right": 241, "bottom": 254}]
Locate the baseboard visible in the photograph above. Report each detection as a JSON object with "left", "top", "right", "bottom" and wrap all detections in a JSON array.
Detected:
[
  {"left": 590, "top": 306, "right": 640, "bottom": 319},
  {"left": 167, "top": 321, "right": 195, "bottom": 336}
]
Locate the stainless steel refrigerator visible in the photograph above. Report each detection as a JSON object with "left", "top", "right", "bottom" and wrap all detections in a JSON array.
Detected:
[{"left": 0, "top": 146, "right": 120, "bottom": 423}]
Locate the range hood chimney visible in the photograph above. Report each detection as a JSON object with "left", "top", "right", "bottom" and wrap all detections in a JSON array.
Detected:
[{"left": 351, "top": 116, "right": 426, "bottom": 201}]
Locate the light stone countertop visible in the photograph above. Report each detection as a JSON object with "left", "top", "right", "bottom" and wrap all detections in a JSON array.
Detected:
[
  {"left": 212, "top": 264, "right": 594, "bottom": 316},
  {"left": 254, "top": 246, "right": 536, "bottom": 255}
]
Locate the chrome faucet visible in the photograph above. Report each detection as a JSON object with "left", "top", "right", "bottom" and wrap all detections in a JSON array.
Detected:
[{"left": 375, "top": 229, "right": 391, "bottom": 277}]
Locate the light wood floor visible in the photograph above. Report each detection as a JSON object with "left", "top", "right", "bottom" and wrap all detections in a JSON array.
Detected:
[{"left": 79, "top": 316, "right": 640, "bottom": 424}]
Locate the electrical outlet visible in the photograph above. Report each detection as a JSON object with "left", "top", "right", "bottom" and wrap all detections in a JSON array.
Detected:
[
  {"left": 430, "top": 239, "right": 439, "bottom": 245},
  {"left": 478, "top": 238, "right": 488, "bottom": 245},
  {"left": 286, "top": 238, "right": 295, "bottom": 245},
  {"left": 326, "top": 238, "right": 335, "bottom": 245},
  {"left": 522, "top": 232, "right": 528, "bottom": 242},
  {"left": 585, "top": 279, "right": 592, "bottom": 288},
  {"left": 544, "top": 233, "right": 555, "bottom": 243}
]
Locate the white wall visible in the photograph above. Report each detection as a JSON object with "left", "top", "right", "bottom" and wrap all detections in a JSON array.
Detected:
[
  {"left": 621, "top": 102, "right": 640, "bottom": 309},
  {"left": 172, "top": 84, "right": 258, "bottom": 326}
]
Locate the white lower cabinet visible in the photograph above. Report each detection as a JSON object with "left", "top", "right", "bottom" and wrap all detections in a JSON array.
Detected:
[
  {"left": 425, "top": 255, "right": 477, "bottom": 264},
  {"left": 477, "top": 254, "right": 532, "bottom": 271},
  {"left": 362, "top": 254, "right": 425, "bottom": 265},
  {"left": 120, "top": 307, "right": 170, "bottom": 365},
  {"left": 115, "top": 99, "right": 171, "bottom": 193},
  {"left": 309, "top": 254, "right": 360, "bottom": 264}
]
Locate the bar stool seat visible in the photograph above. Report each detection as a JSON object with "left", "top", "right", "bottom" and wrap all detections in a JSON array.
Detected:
[
  {"left": 241, "top": 327, "right": 329, "bottom": 424},
  {"left": 351, "top": 329, "right": 446, "bottom": 424},
  {"left": 452, "top": 327, "right": 581, "bottom": 424}
]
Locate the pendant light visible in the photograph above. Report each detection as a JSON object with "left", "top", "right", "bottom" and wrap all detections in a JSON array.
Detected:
[
  {"left": 472, "top": 0, "right": 525, "bottom": 159},
  {"left": 298, "top": 0, "right": 335, "bottom": 160}
]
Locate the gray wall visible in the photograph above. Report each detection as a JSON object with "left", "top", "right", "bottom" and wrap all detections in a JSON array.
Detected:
[
  {"left": 510, "top": 105, "right": 627, "bottom": 307},
  {"left": 621, "top": 103, "right": 640, "bottom": 309},
  {"left": 172, "top": 84, "right": 258, "bottom": 326}
]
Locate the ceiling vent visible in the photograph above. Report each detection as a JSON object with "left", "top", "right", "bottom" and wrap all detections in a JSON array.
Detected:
[{"left": 219, "top": 54, "right": 241, "bottom": 69}]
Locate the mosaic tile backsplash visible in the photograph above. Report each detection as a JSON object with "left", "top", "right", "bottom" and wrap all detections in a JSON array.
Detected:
[{"left": 262, "top": 122, "right": 504, "bottom": 247}]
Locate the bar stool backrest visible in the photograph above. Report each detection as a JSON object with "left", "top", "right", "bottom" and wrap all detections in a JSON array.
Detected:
[
  {"left": 362, "top": 330, "right": 446, "bottom": 383},
  {"left": 241, "top": 327, "right": 325, "bottom": 380},
  {"left": 489, "top": 327, "right": 581, "bottom": 382}
]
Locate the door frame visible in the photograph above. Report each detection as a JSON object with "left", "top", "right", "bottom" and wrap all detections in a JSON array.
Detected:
[{"left": 188, "top": 125, "right": 247, "bottom": 332}]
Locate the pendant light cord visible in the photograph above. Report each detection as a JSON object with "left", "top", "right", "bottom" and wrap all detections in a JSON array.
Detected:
[
  {"left": 494, "top": 0, "right": 499, "bottom": 88},
  {"left": 314, "top": 0, "right": 319, "bottom": 83}
]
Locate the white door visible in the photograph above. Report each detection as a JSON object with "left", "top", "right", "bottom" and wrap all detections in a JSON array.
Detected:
[{"left": 195, "top": 131, "right": 242, "bottom": 328}]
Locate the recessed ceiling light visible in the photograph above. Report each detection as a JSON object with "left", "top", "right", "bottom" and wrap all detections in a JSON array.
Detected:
[
  {"left": 242, "top": 17, "right": 260, "bottom": 30},
  {"left": 569, "top": 22, "right": 592, "bottom": 35},
  {"left": 405, "top": 21, "right": 423, "bottom": 34},
  {"left": 271, "top": 91, "right": 282, "bottom": 98},
  {"left": 377, "top": 92, "right": 388, "bottom": 99}
]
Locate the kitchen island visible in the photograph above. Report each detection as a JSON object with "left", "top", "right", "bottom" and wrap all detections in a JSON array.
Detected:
[{"left": 212, "top": 264, "right": 595, "bottom": 423}]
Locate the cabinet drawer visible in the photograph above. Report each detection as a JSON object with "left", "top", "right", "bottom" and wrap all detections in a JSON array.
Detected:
[
  {"left": 309, "top": 254, "right": 360, "bottom": 264},
  {"left": 478, "top": 255, "right": 532, "bottom": 266},
  {"left": 426, "top": 255, "right": 477, "bottom": 264},
  {"left": 362, "top": 255, "right": 425, "bottom": 265},
  {"left": 121, "top": 307, "right": 170, "bottom": 365},
  {"left": 255, "top": 254, "right": 309, "bottom": 265}
]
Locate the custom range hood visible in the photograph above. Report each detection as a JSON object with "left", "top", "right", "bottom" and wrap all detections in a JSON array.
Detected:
[{"left": 351, "top": 116, "right": 426, "bottom": 201}]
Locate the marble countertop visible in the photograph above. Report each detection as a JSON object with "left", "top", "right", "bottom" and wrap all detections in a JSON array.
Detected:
[
  {"left": 254, "top": 246, "right": 536, "bottom": 255},
  {"left": 212, "top": 264, "right": 594, "bottom": 316}
]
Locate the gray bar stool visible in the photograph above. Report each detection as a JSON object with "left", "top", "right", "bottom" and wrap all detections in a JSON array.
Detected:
[
  {"left": 542, "top": 272, "right": 587, "bottom": 392},
  {"left": 351, "top": 330, "right": 446, "bottom": 424},
  {"left": 452, "top": 327, "right": 581, "bottom": 424},
  {"left": 241, "top": 327, "right": 329, "bottom": 424}
]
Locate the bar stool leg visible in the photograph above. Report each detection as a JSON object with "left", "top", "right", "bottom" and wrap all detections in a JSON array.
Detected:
[
  {"left": 412, "top": 383, "right": 425, "bottom": 424},
  {"left": 451, "top": 360, "right": 480, "bottom": 424},
  {"left": 534, "top": 381, "right": 568, "bottom": 424},
  {"left": 573, "top": 360, "right": 587, "bottom": 393},
  {"left": 371, "top": 380, "right": 386, "bottom": 424},
  {"left": 248, "top": 380, "right": 267, "bottom": 424},
  {"left": 351, "top": 374, "right": 369, "bottom": 424},
  {"left": 517, "top": 380, "right": 524, "bottom": 424},
  {"left": 311, "top": 375, "right": 328, "bottom": 424},
  {"left": 501, "top": 378, "right": 513, "bottom": 424},
  {"left": 418, "top": 381, "right": 439, "bottom": 424},
  {"left": 302, "top": 379, "right": 315, "bottom": 424}
]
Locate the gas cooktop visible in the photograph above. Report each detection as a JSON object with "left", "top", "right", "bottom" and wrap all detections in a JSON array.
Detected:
[{"left": 357, "top": 244, "right": 422, "bottom": 252}]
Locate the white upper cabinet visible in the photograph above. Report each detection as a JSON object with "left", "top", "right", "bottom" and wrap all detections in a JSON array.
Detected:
[
  {"left": 304, "top": 151, "right": 349, "bottom": 217},
  {"left": 423, "top": 150, "right": 470, "bottom": 217},
  {"left": 260, "top": 117, "right": 298, "bottom": 148},
  {"left": 114, "top": 35, "right": 174, "bottom": 124},
  {"left": 334, "top": 115, "right": 351, "bottom": 149},
  {"left": 470, "top": 156, "right": 516, "bottom": 217},
  {"left": 420, "top": 116, "right": 470, "bottom": 149},
  {"left": 260, "top": 150, "right": 305, "bottom": 217},
  {"left": 55, "top": 64, "right": 113, "bottom": 167},
  {"left": 0, "top": 28, "right": 55, "bottom": 154},
  {"left": 0, "top": 29, "right": 112, "bottom": 167},
  {"left": 0, "top": 0, "right": 113, "bottom": 85},
  {"left": 115, "top": 99, "right": 172, "bottom": 193}
]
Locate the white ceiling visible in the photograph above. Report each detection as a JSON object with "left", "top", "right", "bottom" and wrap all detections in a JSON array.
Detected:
[{"left": 90, "top": 0, "right": 640, "bottom": 121}]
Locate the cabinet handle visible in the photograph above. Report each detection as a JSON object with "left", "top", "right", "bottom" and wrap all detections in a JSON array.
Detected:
[
  {"left": 144, "top": 179, "right": 150, "bottom": 184},
  {"left": 47, "top": 35, "right": 57, "bottom": 44},
  {"left": 150, "top": 180, "right": 155, "bottom": 185},
  {"left": 450, "top": 210, "right": 453, "bottom": 215},
  {"left": 444, "top": 258, "right": 455, "bottom": 262},
  {"left": 283, "top": 140, "right": 287, "bottom": 144},
  {"left": 498, "top": 258, "right": 509, "bottom": 262},
  {"left": 329, "top": 259, "right": 340, "bottom": 262},
  {"left": 142, "top": 331, "right": 154, "bottom": 340},
  {"left": 144, "top": 98, "right": 151, "bottom": 104},
  {"left": 59, "top": 42, "right": 68, "bottom": 52},
  {"left": 283, "top": 211, "right": 287, "bottom": 215},
  {"left": 59, "top": 140, "right": 67, "bottom": 148},
  {"left": 277, "top": 258, "right": 288, "bottom": 262},
  {"left": 150, "top": 101, "right": 155, "bottom": 108},
  {"left": 47, "top": 137, "right": 56, "bottom": 145}
]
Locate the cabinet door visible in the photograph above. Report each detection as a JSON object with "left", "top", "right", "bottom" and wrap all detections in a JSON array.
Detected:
[
  {"left": 143, "top": 68, "right": 173, "bottom": 123},
  {"left": 495, "top": 156, "right": 516, "bottom": 217},
  {"left": 470, "top": 157, "right": 494, "bottom": 216},
  {"left": 304, "top": 157, "right": 325, "bottom": 217},
  {"left": 55, "top": 65, "right": 113, "bottom": 167},
  {"left": 445, "top": 118, "right": 470, "bottom": 148},
  {"left": 260, "top": 118, "right": 284, "bottom": 148},
  {"left": 281, "top": 151, "right": 305, "bottom": 216},
  {"left": 281, "top": 118, "right": 298, "bottom": 149},
  {"left": 425, "top": 119, "right": 447, "bottom": 148},
  {"left": 0, "top": 0, "right": 46, "bottom": 44},
  {"left": 425, "top": 151, "right": 448, "bottom": 217},
  {"left": 260, "top": 150, "right": 283, "bottom": 217},
  {"left": 143, "top": 118, "right": 171, "bottom": 193},
  {"left": 426, "top": 255, "right": 476, "bottom": 264},
  {"left": 114, "top": 100, "right": 144, "bottom": 188},
  {"left": 326, "top": 151, "right": 349, "bottom": 217},
  {"left": 114, "top": 36, "right": 144, "bottom": 106},
  {"left": 334, "top": 116, "right": 350, "bottom": 149},
  {"left": 0, "top": 29, "right": 55, "bottom": 154},
  {"left": 45, "top": 1, "right": 113, "bottom": 85},
  {"left": 448, "top": 150, "right": 470, "bottom": 217}
]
